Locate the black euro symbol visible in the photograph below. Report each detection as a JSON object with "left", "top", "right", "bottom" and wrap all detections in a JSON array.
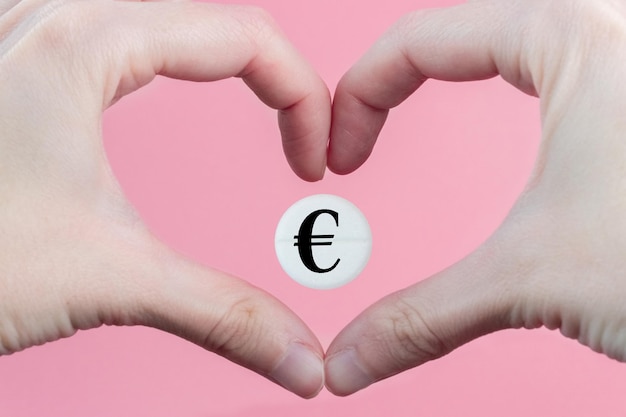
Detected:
[{"left": 294, "top": 209, "right": 340, "bottom": 273}]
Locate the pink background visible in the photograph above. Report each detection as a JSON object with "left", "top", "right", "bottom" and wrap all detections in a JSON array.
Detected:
[{"left": 2, "top": 0, "right": 626, "bottom": 415}]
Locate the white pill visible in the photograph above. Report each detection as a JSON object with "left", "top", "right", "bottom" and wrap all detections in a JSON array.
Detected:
[{"left": 275, "top": 194, "right": 372, "bottom": 290}]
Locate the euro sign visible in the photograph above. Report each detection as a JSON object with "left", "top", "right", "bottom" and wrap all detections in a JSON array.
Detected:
[{"left": 294, "top": 209, "right": 340, "bottom": 273}]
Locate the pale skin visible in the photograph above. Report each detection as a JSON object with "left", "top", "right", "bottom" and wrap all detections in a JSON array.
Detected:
[
  {"left": 1, "top": 0, "right": 625, "bottom": 401},
  {"left": 325, "top": 0, "right": 626, "bottom": 395},
  {"left": 0, "top": 0, "right": 330, "bottom": 399}
]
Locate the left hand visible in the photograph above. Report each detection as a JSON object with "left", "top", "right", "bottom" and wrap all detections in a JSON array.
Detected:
[{"left": 325, "top": 0, "right": 626, "bottom": 396}]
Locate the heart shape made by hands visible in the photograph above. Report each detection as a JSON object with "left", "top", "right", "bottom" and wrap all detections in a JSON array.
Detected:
[{"left": 2, "top": 1, "right": 626, "bottom": 414}]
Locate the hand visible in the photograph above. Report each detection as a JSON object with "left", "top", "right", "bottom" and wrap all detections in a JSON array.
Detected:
[
  {"left": 0, "top": 0, "right": 330, "bottom": 399},
  {"left": 325, "top": 0, "right": 626, "bottom": 396}
]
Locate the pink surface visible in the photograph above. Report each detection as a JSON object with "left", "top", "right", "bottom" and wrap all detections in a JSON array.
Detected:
[{"left": 2, "top": 0, "right": 625, "bottom": 415}]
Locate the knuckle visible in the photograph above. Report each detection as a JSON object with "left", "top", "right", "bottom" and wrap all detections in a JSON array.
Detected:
[
  {"left": 202, "top": 295, "right": 266, "bottom": 358},
  {"left": 534, "top": 0, "right": 626, "bottom": 45},
  {"left": 392, "top": 8, "right": 431, "bottom": 34},
  {"left": 387, "top": 9, "right": 430, "bottom": 49},
  {"left": 27, "top": 1, "right": 103, "bottom": 50},
  {"left": 380, "top": 297, "right": 449, "bottom": 366},
  {"left": 228, "top": 5, "right": 279, "bottom": 42},
  {"left": 234, "top": 5, "right": 275, "bottom": 25}
]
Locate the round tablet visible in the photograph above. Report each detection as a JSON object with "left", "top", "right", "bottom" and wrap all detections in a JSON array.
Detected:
[{"left": 275, "top": 194, "right": 372, "bottom": 290}]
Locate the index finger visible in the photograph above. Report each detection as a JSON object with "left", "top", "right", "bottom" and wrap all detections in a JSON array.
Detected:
[
  {"left": 47, "top": 2, "right": 331, "bottom": 181},
  {"left": 143, "top": 3, "right": 331, "bottom": 181},
  {"left": 328, "top": 2, "right": 539, "bottom": 174}
]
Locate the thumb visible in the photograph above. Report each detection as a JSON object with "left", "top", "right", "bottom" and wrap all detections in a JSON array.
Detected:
[
  {"left": 146, "top": 253, "right": 325, "bottom": 398},
  {"left": 139, "top": 244, "right": 325, "bottom": 399},
  {"left": 66, "top": 224, "right": 325, "bottom": 399},
  {"left": 324, "top": 235, "right": 519, "bottom": 396}
]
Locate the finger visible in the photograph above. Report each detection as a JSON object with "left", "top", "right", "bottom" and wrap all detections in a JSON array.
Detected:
[
  {"left": 66, "top": 227, "right": 325, "bottom": 399},
  {"left": 0, "top": 0, "right": 20, "bottom": 16},
  {"left": 114, "top": 2, "right": 330, "bottom": 181},
  {"left": 144, "top": 254, "right": 326, "bottom": 399},
  {"left": 328, "top": 2, "right": 538, "bottom": 174},
  {"left": 44, "top": 2, "right": 329, "bottom": 181},
  {"left": 324, "top": 238, "right": 518, "bottom": 396},
  {"left": 93, "top": 4, "right": 329, "bottom": 394}
]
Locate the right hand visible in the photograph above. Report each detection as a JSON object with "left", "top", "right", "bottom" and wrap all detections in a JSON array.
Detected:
[{"left": 0, "top": 0, "right": 329, "bottom": 399}]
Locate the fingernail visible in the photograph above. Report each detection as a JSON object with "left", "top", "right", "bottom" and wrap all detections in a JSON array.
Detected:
[
  {"left": 271, "top": 342, "right": 324, "bottom": 399},
  {"left": 319, "top": 164, "right": 327, "bottom": 181},
  {"left": 325, "top": 348, "right": 374, "bottom": 396}
]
